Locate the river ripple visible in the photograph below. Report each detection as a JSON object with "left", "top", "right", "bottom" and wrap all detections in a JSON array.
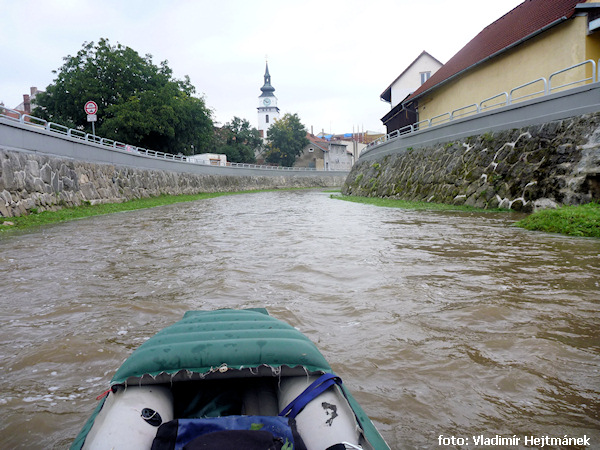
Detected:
[{"left": 1, "top": 190, "right": 599, "bottom": 449}]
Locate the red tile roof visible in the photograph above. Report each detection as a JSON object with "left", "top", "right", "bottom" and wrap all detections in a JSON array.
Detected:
[
  {"left": 406, "top": 0, "right": 585, "bottom": 104},
  {"left": 306, "top": 133, "right": 330, "bottom": 152}
]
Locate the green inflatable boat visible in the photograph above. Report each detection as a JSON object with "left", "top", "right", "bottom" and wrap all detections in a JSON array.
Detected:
[{"left": 72, "top": 308, "right": 390, "bottom": 450}]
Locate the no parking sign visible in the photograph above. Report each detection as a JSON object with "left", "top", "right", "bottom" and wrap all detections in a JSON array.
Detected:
[
  {"left": 84, "top": 101, "right": 98, "bottom": 115},
  {"left": 84, "top": 101, "right": 98, "bottom": 134}
]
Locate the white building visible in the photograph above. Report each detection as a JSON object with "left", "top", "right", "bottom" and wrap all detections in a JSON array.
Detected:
[
  {"left": 257, "top": 62, "right": 280, "bottom": 139},
  {"left": 380, "top": 51, "right": 443, "bottom": 133},
  {"left": 381, "top": 51, "right": 443, "bottom": 109},
  {"left": 187, "top": 153, "right": 227, "bottom": 166}
]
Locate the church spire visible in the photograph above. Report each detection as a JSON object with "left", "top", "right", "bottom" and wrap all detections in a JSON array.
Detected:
[
  {"left": 257, "top": 61, "right": 280, "bottom": 139},
  {"left": 260, "top": 62, "right": 275, "bottom": 96}
]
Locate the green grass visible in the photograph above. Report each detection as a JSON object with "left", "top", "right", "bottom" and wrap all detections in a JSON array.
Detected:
[
  {"left": 330, "top": 194, "right": 509, "bottom": 212},
  {"left": 0, "top": 191, "right": 260, "bottom": 233},
  {"left": 514, "top": 202, "right": 600, "bottom": 238},
  {"left": 332, "top": 195, "right": 599, "bottom": 238}
]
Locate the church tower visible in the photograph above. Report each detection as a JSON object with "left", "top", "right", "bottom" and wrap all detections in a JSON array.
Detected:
[{"left": 257, "top": 62, "right": 280, "bottom": 139}]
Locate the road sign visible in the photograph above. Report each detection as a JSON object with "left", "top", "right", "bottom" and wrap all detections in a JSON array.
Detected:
[
  {"left": 84, "top": 101, "right": 98, "bottom": 115},
  {"left": 87, "top": 114, "right": 97, "bottom": 122}
]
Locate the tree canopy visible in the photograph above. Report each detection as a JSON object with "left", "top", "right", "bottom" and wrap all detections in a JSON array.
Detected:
[
  {"left": 211, "top": 117, "right": 261, "bottom": 163},
  {"left": 34, "top": 38, "right": 213, "bottom": 155},
  {"left": 265, "top": 113, "right": 309, "bottom": 167}
]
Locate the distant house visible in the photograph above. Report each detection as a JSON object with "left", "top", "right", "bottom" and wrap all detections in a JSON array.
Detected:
[
  {"left": 404, "top": 0, "right": 600, "bottom": 124},
  {"left": 316, "top": 132, "right": 370, "bottom": 160},
  {"left": 319, "top": 132, "right": 384, "bottom": 143},
  {"left": 1, "top": 87, "right": 42, "bottom": 121},
  {"left": 188, "top": 153, "right": 227, "bottom": 166},
  {"left": 14, "top": 87, "right": 42, "bottom": 114},
  {"left": 295, "top": 134, "right": 353, "bottom": 171},
  {"left": 380, "top": 51, "right": 443, "bottom": 133}
]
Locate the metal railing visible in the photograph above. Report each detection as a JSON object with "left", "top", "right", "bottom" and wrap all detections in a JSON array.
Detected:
[
  {"left": 0, "top": 108, "right": 324, "bottom": 171},
  {"left": 367, "top": 59, "right": 598, "bottom": 150},
  {"left": 549, "top": 59, "right": 595, "bottom": 93},
  {"left": 450, "top": 103, "right": 478, "bottom": 120},
  {"left": 480, "top": 92, "right": 508, "bottom": 112},
  {"left": 509, "top": 78, "right": 547, "bottom": 103},
  {"left": 0, "top": 109, "right": 191, "bottom": 163}
]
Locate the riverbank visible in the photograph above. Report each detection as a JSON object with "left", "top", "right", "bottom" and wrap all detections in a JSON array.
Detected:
[
  {"left": 0, "top": 191, "right": 258, "bottom": 233},
  {"left": 345, "top": 113, "right": 600, "bottom": 212},
  {"left": 514, "top": 202, "right": 600, "bottom": 238},
  {"left": 3, "top": 191, "right": 597, "bottom": 238},
  {"left": 332, "top": 195, "right": 600, "bottom": 238},
  {"left": 0, "top": 145, "right": 346, "bottom": 218},
  {"left": 331, "top": 194, "right": 509, "bottom": 212}
]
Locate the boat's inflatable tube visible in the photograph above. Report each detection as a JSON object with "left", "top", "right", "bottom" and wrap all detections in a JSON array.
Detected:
[
  {"left": 278, "top": 376, "right": 361, "bottom": 450},
  {"left": 82, "top": 385, "right": 173, "bottom": 450}
]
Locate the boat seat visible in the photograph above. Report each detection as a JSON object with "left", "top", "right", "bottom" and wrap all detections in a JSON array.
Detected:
[
  {"left": 241, "top": 378, "right": 279, "bottom": 416},
  {"left": 170, "top": 377, "right": 280, "bottom": 419}
]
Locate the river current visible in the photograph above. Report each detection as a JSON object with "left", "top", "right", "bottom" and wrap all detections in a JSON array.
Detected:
[{"left": 1, "top": 190, "right": 599, "bottom": 449}]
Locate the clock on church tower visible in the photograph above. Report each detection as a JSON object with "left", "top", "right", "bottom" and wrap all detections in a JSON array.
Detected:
[{"left": 257, "top": 62, "right": 280, "bottom": 139}]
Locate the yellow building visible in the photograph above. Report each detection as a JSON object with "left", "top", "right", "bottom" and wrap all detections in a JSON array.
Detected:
[{"left": 405, "top": 0, "right": 600, "bottom": 125}]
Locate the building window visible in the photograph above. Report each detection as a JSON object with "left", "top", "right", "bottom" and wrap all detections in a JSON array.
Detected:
[
  {"left": 420, "top": 71, "right": 431, "bottom": 85},
  {"left": 308, "top": 147, "right": 314, "bottom": 152},
  {"left": 266, "top": 114, "right": 269, "bottom": 123}
]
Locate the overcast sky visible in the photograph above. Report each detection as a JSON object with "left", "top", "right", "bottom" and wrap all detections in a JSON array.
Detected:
[{"left": 1, "top": 0, "right": 524, "bottom": 134}]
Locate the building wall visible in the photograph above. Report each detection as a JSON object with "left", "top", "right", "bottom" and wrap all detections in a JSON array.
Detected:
[
  {"left": 390, "top": 53, "right": 442, "bottom": 107},
  {"left": 418, "top": 17, "right": 592, "bottom": 122},
  {"left": 584, "top": 0, "right": 600, "bottom": 64},
  {"left": 338, "top": 139, "right": 365, "bottom": 161},
  {"left": 324, "top": 144, "right": 353, "bottom": 171},
  {"left": 257, "top": 105, "right": 280, "bottom": 138},
  {"left": 296, "top": 145, "right": 325, "bottom": 169}
]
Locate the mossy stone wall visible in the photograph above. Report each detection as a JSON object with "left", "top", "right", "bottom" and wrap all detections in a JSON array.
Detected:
[
  {"left": 343, "top": 114, "right": 600, "bottom": 211},
  {"left": 0, "top": 149, "right": 344, "bottom": 218}
]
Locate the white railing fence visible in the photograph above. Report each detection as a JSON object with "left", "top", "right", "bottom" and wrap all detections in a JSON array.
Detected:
[
  {"left": 0, "top": 110, "right": 319, "bottom": 171},
  {"left": 368, "top": 59, "right": 598, "bottom": 149}
]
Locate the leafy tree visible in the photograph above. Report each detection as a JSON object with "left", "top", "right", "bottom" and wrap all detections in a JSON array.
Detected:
[
  {"left": 33, "top": 38, "right": 213, "bottom": 155},
  {"left": 265, "top": 113, "right": 309, "bottom": 166},
  {"left": 101, "top": 79, "right": 213, "bottom": 155},
  {"left": 212, "top": 117, "right": 261, "bottom": 163}
]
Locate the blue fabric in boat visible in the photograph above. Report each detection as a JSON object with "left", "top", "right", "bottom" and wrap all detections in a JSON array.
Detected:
[
  {"left": 151, "top": 416, "right": 306, "bottom": 450},
  {"left": 111, "top": 309, "right": 332, "bottom": 385}
]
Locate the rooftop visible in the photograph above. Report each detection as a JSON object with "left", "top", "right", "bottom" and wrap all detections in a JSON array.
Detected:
[{"left": 406, "top": 0, "right": 585, "bottom": 104}]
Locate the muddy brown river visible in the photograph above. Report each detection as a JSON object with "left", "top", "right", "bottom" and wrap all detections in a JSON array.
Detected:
[{"left": 1, "top": 190, "right": 599, "bottom": 449}]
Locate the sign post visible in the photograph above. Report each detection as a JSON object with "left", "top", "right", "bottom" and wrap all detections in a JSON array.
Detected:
[{"left": 84, "top": 101, "right": 98, "bottom": 136}]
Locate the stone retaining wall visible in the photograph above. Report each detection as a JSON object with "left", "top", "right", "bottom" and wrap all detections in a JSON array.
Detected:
[
  {"left": 343, "top": 113, "right": 600, "bottom": 211},
  {"left": 0, "top": 148, "right": 345, "bottom": 218}
]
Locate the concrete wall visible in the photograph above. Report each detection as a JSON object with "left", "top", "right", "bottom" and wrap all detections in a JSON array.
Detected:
[
  {"left": 0, "top": 119, "right": 347, "bottom": 218},
  {"left": 0, "top": 117, "right": 348, "bottom": 179}
]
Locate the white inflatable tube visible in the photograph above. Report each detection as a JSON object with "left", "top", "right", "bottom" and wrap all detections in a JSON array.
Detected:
[
  {"left": 82, "top": 385, "right": 174, "bottom": 450},
  {"left": 278, "top": 376, "right": 361, "bottom": 450}
]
